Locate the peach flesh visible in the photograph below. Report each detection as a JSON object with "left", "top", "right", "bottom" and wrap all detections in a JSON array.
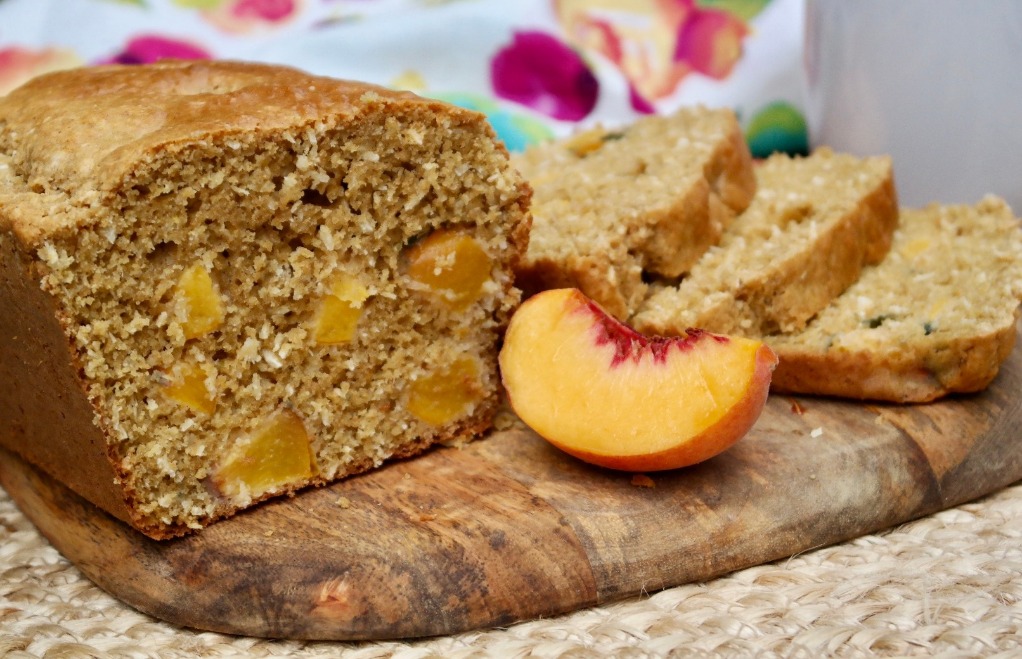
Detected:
[
  {"left": 499, "top": 288, "right": 777, "bottom": 471},
  {"left": 213, "top": 408, "right": 315, "bottom": 500},
  {"left": 406, "top": 356, "right": 483, "bottom": 426},
  {"left": 175, "top": 263, "right": 224, "bottom": 340},
  {"left": 404, "top": 229, "right": 492, "bottom": 310},
  {"left": 161, "top": 363, "right": 215, "bottom": 415}
]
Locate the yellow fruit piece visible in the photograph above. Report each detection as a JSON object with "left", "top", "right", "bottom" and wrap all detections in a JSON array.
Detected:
[
  {"left": 928, "top": 297, "right": 949, "bottom": 319},
  {"left": 314, "top": 274, "right": 371, "bottom": 345},
  {"left": 406, "top": 357, "right": 484, "bottom": 426},
  {"left": 175, "top": 263, "right": 225, "bottom": 340},
  {"left": 564, "top": 127, "right": 609, "bottom": 157},
  {"left": 330, "top": 274, "right": 370, "bottom": 304},
  {"left": 162, "top": 364, "right": 215, "bottom": 415},
  {"left": 314, "top": 297, "right": 361, "bottom": 344},
  {"left": 405, "top": 229, "right": 492, "bottom": 310},
  {"left": 214, "top": 409, "right": 315, "bottom": 500},
  {"left": 899, "top": 237, "right": 932, "bottom": 260}
]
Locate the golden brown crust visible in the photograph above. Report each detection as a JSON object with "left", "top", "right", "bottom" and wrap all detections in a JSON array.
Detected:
[
  {"left": 770, "top": 321, "right": 1018, "bottom": 403},
  {"left": 0, "top": 230, "right": 135, "bottom": 525}
]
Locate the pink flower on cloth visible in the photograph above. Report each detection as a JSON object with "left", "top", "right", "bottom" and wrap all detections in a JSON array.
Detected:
[
  {"left": 192, "top": 0, "right": 303, "bottom": 34},
  {"left": 0, "top": 46, "right": 81, "bottom": 96},
  {"left": 555, "top": 0, "right": 754, "bottom": 107},
  {"left": 102, "top": 35, "right": 211, "bottom": 65},
  {"left": 490, "top": 31, "right": 599, "bottom": 122}
]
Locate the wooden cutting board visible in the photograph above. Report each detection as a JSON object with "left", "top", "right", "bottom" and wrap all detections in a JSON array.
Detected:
[{"left": 2, "top": 329, "right": 1022, "bottom": 641}]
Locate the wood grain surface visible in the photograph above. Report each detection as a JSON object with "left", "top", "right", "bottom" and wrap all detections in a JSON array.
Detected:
[{"left": 1, "top": 328, "right": 1021, "bottom": 641}]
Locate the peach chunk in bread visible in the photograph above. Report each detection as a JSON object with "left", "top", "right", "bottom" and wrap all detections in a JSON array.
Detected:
[
  {"left": 174, "top": 262, "right": 225, "bottom": 340},
  {"left": 404, "top": 228, "right": 493, "bottom": 310},
  {"left": 499, "top": 288, "right": 777, "bottom": 471},
  {"left": 159, "top": 363, "right": 216, "bottom": 415},
  {"left": 407, "top": 357, "right": 485, "bottom": 426},
  {"left": 212, "top": 409, "right": 316, "bottom": 503},
  {"left": 313, "top": 273, "right": 371, "bottom": 345}
]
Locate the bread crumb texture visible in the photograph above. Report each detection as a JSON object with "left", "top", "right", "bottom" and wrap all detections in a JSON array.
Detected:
[
  {"left": 632, "top": 148, "right": 897, "bottom": 337},
  {"left": 512, "top": 107, "right": 755, "bottom": 320},
  {"left": 769, "top": 197, "right": 1022, "bottom": 402},
  {"left": 0, "top": 60, "right": 530, "bottom": 538}
]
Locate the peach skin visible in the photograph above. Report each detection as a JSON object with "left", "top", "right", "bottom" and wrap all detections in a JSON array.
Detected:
[{"left": 499, "top": 288, "right": 777, "bottom": 471}]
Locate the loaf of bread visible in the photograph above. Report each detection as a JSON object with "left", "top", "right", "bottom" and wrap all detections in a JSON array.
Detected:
[
  {"left": 632, "top": 148, "right": 898, "bottom": 337},
  {"left": 512, "top": 107, "right": 756, "bottom": 320},
  {"left": 0, "top": 61, "right": 531, "bottom": 539},
  {"left": 768, "top": 197, "right": 1022, "bottom": 402}
]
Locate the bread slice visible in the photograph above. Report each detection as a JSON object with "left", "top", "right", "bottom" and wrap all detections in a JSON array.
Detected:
[
  {"left": 512, "top": 107, "right": 755, "bottom": 320},
  {"left": 632, "top": 148, "right": 898, "bottom": 337},
  {"left": 768, "top": 197, "right": 1022, "bottom": 402},
  {"left": 0, "top": 61, "right": 531, "bottom": 539}
]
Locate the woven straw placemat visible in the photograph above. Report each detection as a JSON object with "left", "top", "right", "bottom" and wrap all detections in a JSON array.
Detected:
[{"left": 3, "top": 478, "right": 1022, "bottom": 658}]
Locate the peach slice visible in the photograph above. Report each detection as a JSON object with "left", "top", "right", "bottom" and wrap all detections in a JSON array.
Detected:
[{"left": 499, "top": 288, "right": 777, "bottom": 471}]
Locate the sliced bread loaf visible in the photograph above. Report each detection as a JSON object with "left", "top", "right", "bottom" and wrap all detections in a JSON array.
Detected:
[
  {"left": 0, "top": 61, "right": 530, "bottom": 539},
  {"left": 632, "top": 148, "right": 897, "bottom": 337},
  {"left": 512, "top": 107, "right": 755, "bottom": 320},
  {"left": 768, "top": 197, "right": 1022, "bottom": 402}
]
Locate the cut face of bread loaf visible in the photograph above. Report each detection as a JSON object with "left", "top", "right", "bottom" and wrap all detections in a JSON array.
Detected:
[
  {"left": 768, "top": 197, "right": 1022, "bottom": 402},
  {"left": 512, "top": 107, "right": 755, "bottom": 320},
  {"left": 0, "top": 61, "right": 531, "bottom": 539},
  {"left": 632, "top": 149, "right": 898, "bottom": 337}
]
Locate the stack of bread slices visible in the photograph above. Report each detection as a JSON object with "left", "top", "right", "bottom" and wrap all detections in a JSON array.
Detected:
[{"left": 512, "top": 108, "right": 1022, "bottom": 403}]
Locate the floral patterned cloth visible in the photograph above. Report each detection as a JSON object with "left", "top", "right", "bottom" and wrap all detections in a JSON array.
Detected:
[{"left": 0, "top": 0, "right": 807, "bottom": 155}]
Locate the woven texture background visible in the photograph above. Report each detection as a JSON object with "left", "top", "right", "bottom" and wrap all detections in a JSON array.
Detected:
[{"left": 3, "top": 479, "right": 1022, "bottom": 658}]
